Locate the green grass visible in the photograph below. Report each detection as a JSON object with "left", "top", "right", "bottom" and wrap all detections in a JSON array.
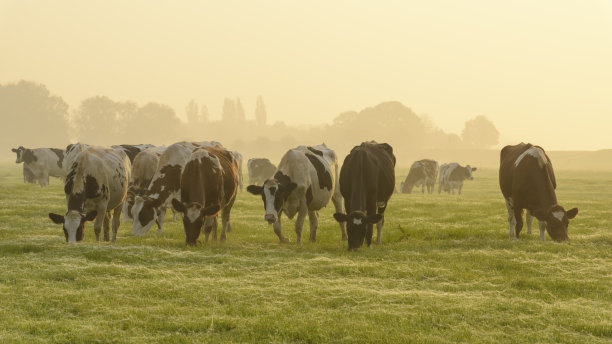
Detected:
[{"left": 0, "top": 163, "right": 611, "bottom": 343}]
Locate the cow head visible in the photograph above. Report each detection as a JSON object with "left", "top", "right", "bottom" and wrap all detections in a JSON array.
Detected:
[
  {"left": 11, "top": 146, "right": 26, "bottom": 163},
  {"left": 49, "top": 210, "right": 98, "bottom": 243},
  {"left": 247, "top": 173, "right": 297, "bottom": 224},
  {"left": 131, "top": 196, "right": 162, "bottom": 236},
  {"left": 536, "top": 205, "right": 578, "bottom": 242},
  {"left": 171, "top": 199, "right": 220, "bottom": 245},
  {"left": 465, "top": 165, "right": 477, "bottom": 180},
  {"left": 333, "top": 211, "right": 382, "bottom": 251}
]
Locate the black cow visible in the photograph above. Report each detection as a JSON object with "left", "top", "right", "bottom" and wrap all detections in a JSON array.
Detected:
[{"left": 333, "top": 141, "right": 396, "bottom": 250}]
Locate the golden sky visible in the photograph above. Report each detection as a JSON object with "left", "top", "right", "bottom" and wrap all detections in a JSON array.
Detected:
[{"left": 1, "top": 0, "right": 611, "bottom": 150}]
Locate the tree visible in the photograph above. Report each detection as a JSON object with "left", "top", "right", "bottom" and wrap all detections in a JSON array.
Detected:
[
  {"left": 461, "top": 115, "right": 499, "bottom": 148},
  {"left": 221, "top": 98, "right": 236, "bottom": 123},
  {"left": 200, "top": 105, "right": 210, "bottom": 123},
  {"left": 72, "top": 96, "right": 135, "bottom": 145},
  {"left": 255, "top": 96, "right": 267, "bottom": 126},
  {"left": 125, "top": 103, "right": 181, "bottom": 144},
  {"left": 186, "top": 99, "right": 199, "bottom": 124},
  {"left": 0, "top": 80, "right": 70, "bottom": 154},
  {"left": 235, "top": 98, "right": 245, "bottom": 123}
]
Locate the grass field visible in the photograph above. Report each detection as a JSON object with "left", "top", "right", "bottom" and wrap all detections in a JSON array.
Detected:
[{"left": 0, "top": 163, "right": 611, "bottom": 343}]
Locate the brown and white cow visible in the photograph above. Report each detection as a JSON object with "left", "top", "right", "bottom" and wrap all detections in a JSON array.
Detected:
[
  {"left": 247, "top": 144, "right": 346, "bottom": 244},
  {"left": 11, "top": 146, "right": 66, "bottom": 187},
  {"left": 111, "top": 144, "right": 156, "bottom": 164},
  {"left": 499, "top": 143, "right": 578, "bottom": 242},
  {"left": 438, "top": 163, "right": 477, "bottom": 194},
  {"left": 122, "top": 146, "right": 167, "bottom": 222},
  {"left": 131, "top": 141, "right": 222, "bottom": 236},
  {"left": 400, "top": 159, "right": 438, "bottom": 194},
  {"left": 247, "top": 158, "right": 277, "bottom": 186},
  {"left": 333, "top": 141, "right": 396, "bottom": 250},
  {"left": 171, "top": 146, "right": 239, "bottom": 245},
  {"left": 48, "top": 147, "right": 131, "bottom": 243}
]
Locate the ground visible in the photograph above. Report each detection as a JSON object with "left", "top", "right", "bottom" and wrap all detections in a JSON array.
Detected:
[{"left": 0, "top": 163, "right": 610, "bottom": 343}]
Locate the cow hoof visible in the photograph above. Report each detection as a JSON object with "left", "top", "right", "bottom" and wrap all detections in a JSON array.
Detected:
[
  {"left": 279, "top": 237, "right": 290, "bottom": 243},
  {"left": 341, "top": 235, "right": 347, "bottom": 241},
  {"left": 310, "top": 238, "right": 316, "bottom": 243}
]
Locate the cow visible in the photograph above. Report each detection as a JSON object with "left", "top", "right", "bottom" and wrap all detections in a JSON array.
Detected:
[
  {"left": 111, "top": 144, "right": 156, "bottom": 164},
  {"left": 48, "top": 147, "right": 131, "bottom": 243},
  {"left": 131, "top": 141, "right": 218, "bottom": 236},
  {"left": 400, "top": 159, "right": 438, "bottom": 194},
  {"left": 247, "top": 144, "right": 346, "bottom": 244},
  {"left": 332, "top": 141, "right": 396, "bottom": 250},
  {"left": 122, "top": 146, "right": 167, "bottom": 222},
  {"left": 231, "top": 151, "right": 244, "bottom": 192},
  {"left": 438, "top": 163, "right": 477, "bottom": 194},
  {"left": 247, "top": 158, "right": 277, "bottom": 186},
  {"left": 65, "top": 143, "right": 91, "bottom": 174},
  {"left": 11, "top": 146, "right": 66, "bottom": 187},
  {"left": 499, "top": 143, "right": 578, "bottom": 242},
  {"left": 171, "top": 146, "right": 239, "bottom": 245}
]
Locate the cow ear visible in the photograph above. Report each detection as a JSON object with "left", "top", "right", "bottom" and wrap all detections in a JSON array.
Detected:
[
  {"left": 49, "top": 213, "right": 64, "bottom": 224},
  {"left": 566, "top": 208, "right": 578, "bottom": 219},
  {"left": 471, "top": 167, "right": 477, "bottom": 172},
  {"left": 200, "top": 204, "right": 220, "bottom": 217},
  {"left": 333, "top": 213, "right": 348, "bottom": 223},
  {"left": 367, "top": 214, "right": 383, "bottom": 224},
  {"left": 171, "top": 198, "right": 185, "bottom": 212},
  {"left": 11, "top": 148, "right": 17, "bottom": 153},
  {"left": 247, "top": 185, "right": 263, "bottom": 195},
  {"left": 84, "top": 210, "right": 98, "bottom": 221}
]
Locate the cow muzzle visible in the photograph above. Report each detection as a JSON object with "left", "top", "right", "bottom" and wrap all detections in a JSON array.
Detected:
[{"left": 264, "top": 214, "right": 277, "bottom": 224}]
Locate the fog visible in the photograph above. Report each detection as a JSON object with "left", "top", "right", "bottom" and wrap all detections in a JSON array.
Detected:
[{"left": 1, "top": 1, "right": 612, "bottom": 159}]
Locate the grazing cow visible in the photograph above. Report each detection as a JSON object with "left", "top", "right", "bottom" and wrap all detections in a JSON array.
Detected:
[
  {"left": 111, "top": 144, "right": 156, "bottom": 164},
  {"left": 247, "top": 144, "right": 346, "bottom": 244},
  {"left": 48, "top": 147, "right": 131, "bottom": 243},
  {"left": 400, "top": 159, "right": 438, "bottom": 194},
  {"left": 11, "top": 146, "right": 66, "bottom": 187},
  {"left": 247, "top": 158, "right": 277, "bottom": 185},
  {"left": 131, "top": 141, "right": 213, "bottom": 236},
  {"left": 332, "top": 141, "right": 396, "bottom": 250},
  {"left": 122, "top": 146, "right": 167, "bottom": 222},
  {"left": 438, "top": 163, "right": 477, "bottom": 194},
  {"left": 499, "top": 143, "right": 578, "bottom": 242},
  {"left": 172, "top": 146, "right": 239, "bottom": 245}
]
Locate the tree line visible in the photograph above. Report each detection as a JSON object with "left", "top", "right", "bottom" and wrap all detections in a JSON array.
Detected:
[{"left": 0, "top": 80, "right": 499, "bottom": 161}]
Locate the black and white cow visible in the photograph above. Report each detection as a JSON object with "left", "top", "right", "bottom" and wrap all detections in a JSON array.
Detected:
[
  {"left": 247, "top": 144, "right": 346, "bottom": 244},
  {"left": 400, "top": 159, "right": 438, "bottom": 194},
  {"left": 230, "top": 150, "right": 244, "bottom": 192},
  {"left": 131, "top": 141, "right": 221, "bottom": 236},
  {"left": 122, "top": 146, "right": 167, "bottom": 222},
  {"left": 500, "top": 143, "right": 578, "bottom": 242},
  {"left": 172, "top": 146, "right": 239, "bottom": 245},
  {"left": 11, "top": 146, "right": 66, "bottom": 187},
  {"left": 247, "top": 158, "right": 277, "bottom": 186},
  {"left": 111, "top": 144, "right": 156, "bottom": 164},
  {"left": 332, "top": 141, "right": 396, "bottom": 250},
  {"left": 438, "top": 163, "right": 477, "bottom": 194},
  {"left": 48, "top": 147, "right": 131, "bottom": 243}
]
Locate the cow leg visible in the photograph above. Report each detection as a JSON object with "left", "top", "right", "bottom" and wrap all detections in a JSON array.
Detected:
[
  {"left": 273, "top": 216, "right": 289, "bottom": 243},
  {"left": 93, "top": 207, "right": 105, "bottom": 242},
  {"left": 111, "top": 206, "right": 122, "bottom": 242},
  {"left": 294, "top": 204, "right": 308, "bottom": 245},
  {"left": 225, "top": 194, "right": 236, "bottom": 233},
  {"left": 156, "top": 207, "right": 167, "bottom": 236},
  {"left": 332, "top": 193, "right": 347, "bottom": 240},
  {"left": 203, "top": 217, "right": 214, "bottom": 243},
  {"left": 43, "top": 170, "right": 49, "bottom": 187},
  {"left": 220, "top": 203, "right": 233, "bottom": 242},
  {"left": 505, "top": 198, "right": 516, "bottom": 239},
  {"left": 212, "top": 216, "right": 219, "bottom": 241},
  {"left": 103, "top": 212, "right": 111, "bottom": 241},
  {"left": 172, "top": 208, "right": 177, "bottom": 222},
  {"left": 458, "top": 184, "right": 463, "bottom": 195},
  {"left": 308, "top": 210, "right": 318, "bottom": 243},
  {"left": 514, "top": 207, "right": 524, "bottom": 239},
  {"left": 526, "top": 211, "right": 534, "bottom": 235},
  {"left": 376, "top": 215, "right": 385, "bottom": 245},
  {"left": 421, "top": 184, "right": 425, "bottom": 193},
  {"left": 539, "top": 221, "right": 547, "bottom": 241}
]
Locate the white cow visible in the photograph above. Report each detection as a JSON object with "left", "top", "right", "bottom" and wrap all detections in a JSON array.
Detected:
[{"left": 12, "top": 146, "right": 66, "bottom": 187}]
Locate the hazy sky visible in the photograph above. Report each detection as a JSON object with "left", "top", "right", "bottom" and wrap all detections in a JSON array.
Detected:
[{"left": 1, "top": 0, "right": 611, "bottom": 150}]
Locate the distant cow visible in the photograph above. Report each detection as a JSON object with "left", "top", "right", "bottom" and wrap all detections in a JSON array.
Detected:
[
  {"left": 172, "top": 146, "right": 239, "bottom": 245},
  {"left": 111, "top": 144, "right": 156, "bottom": 164},
  {"left": 499, "top": 143, "right": 578, "bottom": 242},
  {"left": 438, "top": 163, "right": 477, "bottom": 194},
  {"left": 231, "top": 151, "right": 244, "bottom": 192},
  {"left": 122, "top": 146, "right": 167, "bottom": 222},
  {"left": 247, "top": 158, "right": 277, "bottom": 185},
  {"left": 333, "top": 141, "right": 396, "bottom": 250},
  {"left": 400, "top": 159, "right": 438, "bottom": 194},
  {"left": 247, "top": 144, "right": 346, "bottom": 244},
  {"left": 131, "top": 141, "right": 217, "bottom": 236},
  {"left": 11, "top": 146, "right": 66, "bottom": 187},
  {"left": 48, "top": 147, "right": 131, "bottom": 243}
]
